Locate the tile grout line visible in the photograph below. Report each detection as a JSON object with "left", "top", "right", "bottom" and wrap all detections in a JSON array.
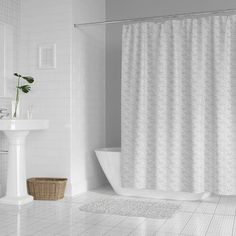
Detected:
[
  {"left": 36, "top": 204, "right": 101, "bottom": 235},
  {"left": 231, "top": 207, "right": 236, "bottom": 236},
  {"left": 68, "top": 211, "right": 112, "bottom": 235},
  {"left": 126, "top": 201, "right": 162, "bottom": 236},
  {"left": 79, "top": 193, "right": 151, "bottom": 235},
  {"left": 180, "top": 210, "right": 235, "bottom": 216},
  {"left": 101, "top": 197, "right": 148, "bottom": 235},
  {"left": 151, "top": 217, "right": 170, "bottom": 236},
  {"left": 102, "top": 216, "right": 130, "bottom": 235},
  {"left": 204, "top": 195, "right": 221, "bottom": 236},
  {"left": 152, "top": 200, "right": 201, "bottom": 235},
  {"left": 104, "top": 199, "right": 179, "bottom": 236},
  {"left": 126, "top": 200, "right": 184, "bottom": 236},
  {"left": 4, "top": 190, "right": 236, "bottom": 236},
  {"left": 177, "top": 200, "right": 203, "bottom": 235},
  {"left": 4, "top": 210, "right": 60, "bottom": 235}
]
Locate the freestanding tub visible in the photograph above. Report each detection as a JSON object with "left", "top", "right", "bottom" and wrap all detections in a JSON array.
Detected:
[{"left": 95, "top": 147, "right": 210, "bottom": 201}]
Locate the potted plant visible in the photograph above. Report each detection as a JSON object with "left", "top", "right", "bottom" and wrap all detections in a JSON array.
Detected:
[{"left": 13, "top": 73, "right": 34, "bottom": 118}]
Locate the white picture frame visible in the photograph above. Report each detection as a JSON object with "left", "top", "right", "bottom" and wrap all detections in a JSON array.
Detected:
[{"left": 38, "top": 43, "right": 56, "bottom": 69}]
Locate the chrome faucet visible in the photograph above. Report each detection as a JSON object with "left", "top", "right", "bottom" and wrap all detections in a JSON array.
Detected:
[{"left": 0, "top": 108, "right": 9, "bottom": 119}]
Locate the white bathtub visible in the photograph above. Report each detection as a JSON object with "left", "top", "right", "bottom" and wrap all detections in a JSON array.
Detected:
[{"left": 95, "top": 147, "right": 210, "bottom": 201}]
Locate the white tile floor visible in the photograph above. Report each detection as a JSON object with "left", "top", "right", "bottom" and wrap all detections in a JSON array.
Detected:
[{"left": 0, "top": 186, "right": 236, "bottom": 236}]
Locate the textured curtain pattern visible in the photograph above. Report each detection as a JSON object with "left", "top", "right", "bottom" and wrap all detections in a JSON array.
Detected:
[{"left": 121, "top": 15, "right": 236, "bottom": 195}]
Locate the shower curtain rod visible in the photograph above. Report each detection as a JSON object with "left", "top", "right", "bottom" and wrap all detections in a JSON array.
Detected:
[{"left": 74, "top": 8, "right": 236, "bottom": 28}]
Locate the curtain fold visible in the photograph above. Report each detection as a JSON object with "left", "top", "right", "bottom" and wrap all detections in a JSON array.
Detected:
[{"left": 121, "top": 15, "right": 236, "bottom": 195}]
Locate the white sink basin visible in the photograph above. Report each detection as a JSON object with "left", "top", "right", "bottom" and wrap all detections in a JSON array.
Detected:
[
  {"left": 0, "top": 119, "right": 49, "bottom": 205},
  {"left": 0, "top": 119, "right": 49, "bottom": 131}
]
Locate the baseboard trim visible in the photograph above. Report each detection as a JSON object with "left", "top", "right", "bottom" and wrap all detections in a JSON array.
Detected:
[{"left": 65, "top": 176, "right": 107, "bottom": 197}]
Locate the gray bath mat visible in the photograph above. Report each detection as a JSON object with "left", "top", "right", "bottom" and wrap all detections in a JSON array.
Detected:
[{"left": 79, "top": 198, "right": 180, "bottom": 219}]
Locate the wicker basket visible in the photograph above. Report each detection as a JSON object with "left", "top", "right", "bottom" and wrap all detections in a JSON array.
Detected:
[{"left": 27, "top": 178, "right": 67, "bottom": 200}]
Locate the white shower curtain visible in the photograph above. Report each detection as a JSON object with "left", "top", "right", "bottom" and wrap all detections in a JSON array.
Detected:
[{"left": 121, "top": 15, "right": 236, "bottom": 195}]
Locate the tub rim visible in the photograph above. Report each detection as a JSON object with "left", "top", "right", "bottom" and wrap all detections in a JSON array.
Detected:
[{"left": 95, "top": 147, "right": 121, "bottom": 153}]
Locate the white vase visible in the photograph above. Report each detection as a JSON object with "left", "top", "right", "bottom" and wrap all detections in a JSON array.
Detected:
[{"left": 11, "top": 100, "right": 21, "bottom": 119}]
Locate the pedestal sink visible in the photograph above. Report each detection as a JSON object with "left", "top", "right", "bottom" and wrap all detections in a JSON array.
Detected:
[{"left": 0, "top": 119, "right": 49, "bottom": 205}]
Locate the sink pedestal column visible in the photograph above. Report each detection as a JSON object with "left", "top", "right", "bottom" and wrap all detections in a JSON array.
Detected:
[{"left": 0, "top": 131, "right": 33, "bottom": 205}]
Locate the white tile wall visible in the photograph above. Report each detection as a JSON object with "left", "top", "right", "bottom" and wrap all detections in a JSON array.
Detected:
[
  {"left": 0, "top": 0, "right": 20, "bottom": 26},
  {"left": 0, "top": 0, "right": 21, "bottom": 197},
  {"left": 18, "top": 0, "right": 107, "bottom": 196},
  {"left": 19, "top": 0, "right": 72, "bottom": 182},
  {"left": 0, "top": 0, "right": 107, "bottom": 197},
  {"left": 71, "top": 25, "right": 107, "bottom": 194},
  {"left": 70, "top": 0, "right": 107, "bottom": 195}
]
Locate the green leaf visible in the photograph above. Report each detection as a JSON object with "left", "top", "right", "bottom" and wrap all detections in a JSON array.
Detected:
[
  {"left": 22, "top": 76, "right": 34, "bottom": 83},
  {"left": 17, "top": 85, "right": 31, "bottom": 93},
  {"left": 14, "top": 73, "right": 21, "bottom": 77}
]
